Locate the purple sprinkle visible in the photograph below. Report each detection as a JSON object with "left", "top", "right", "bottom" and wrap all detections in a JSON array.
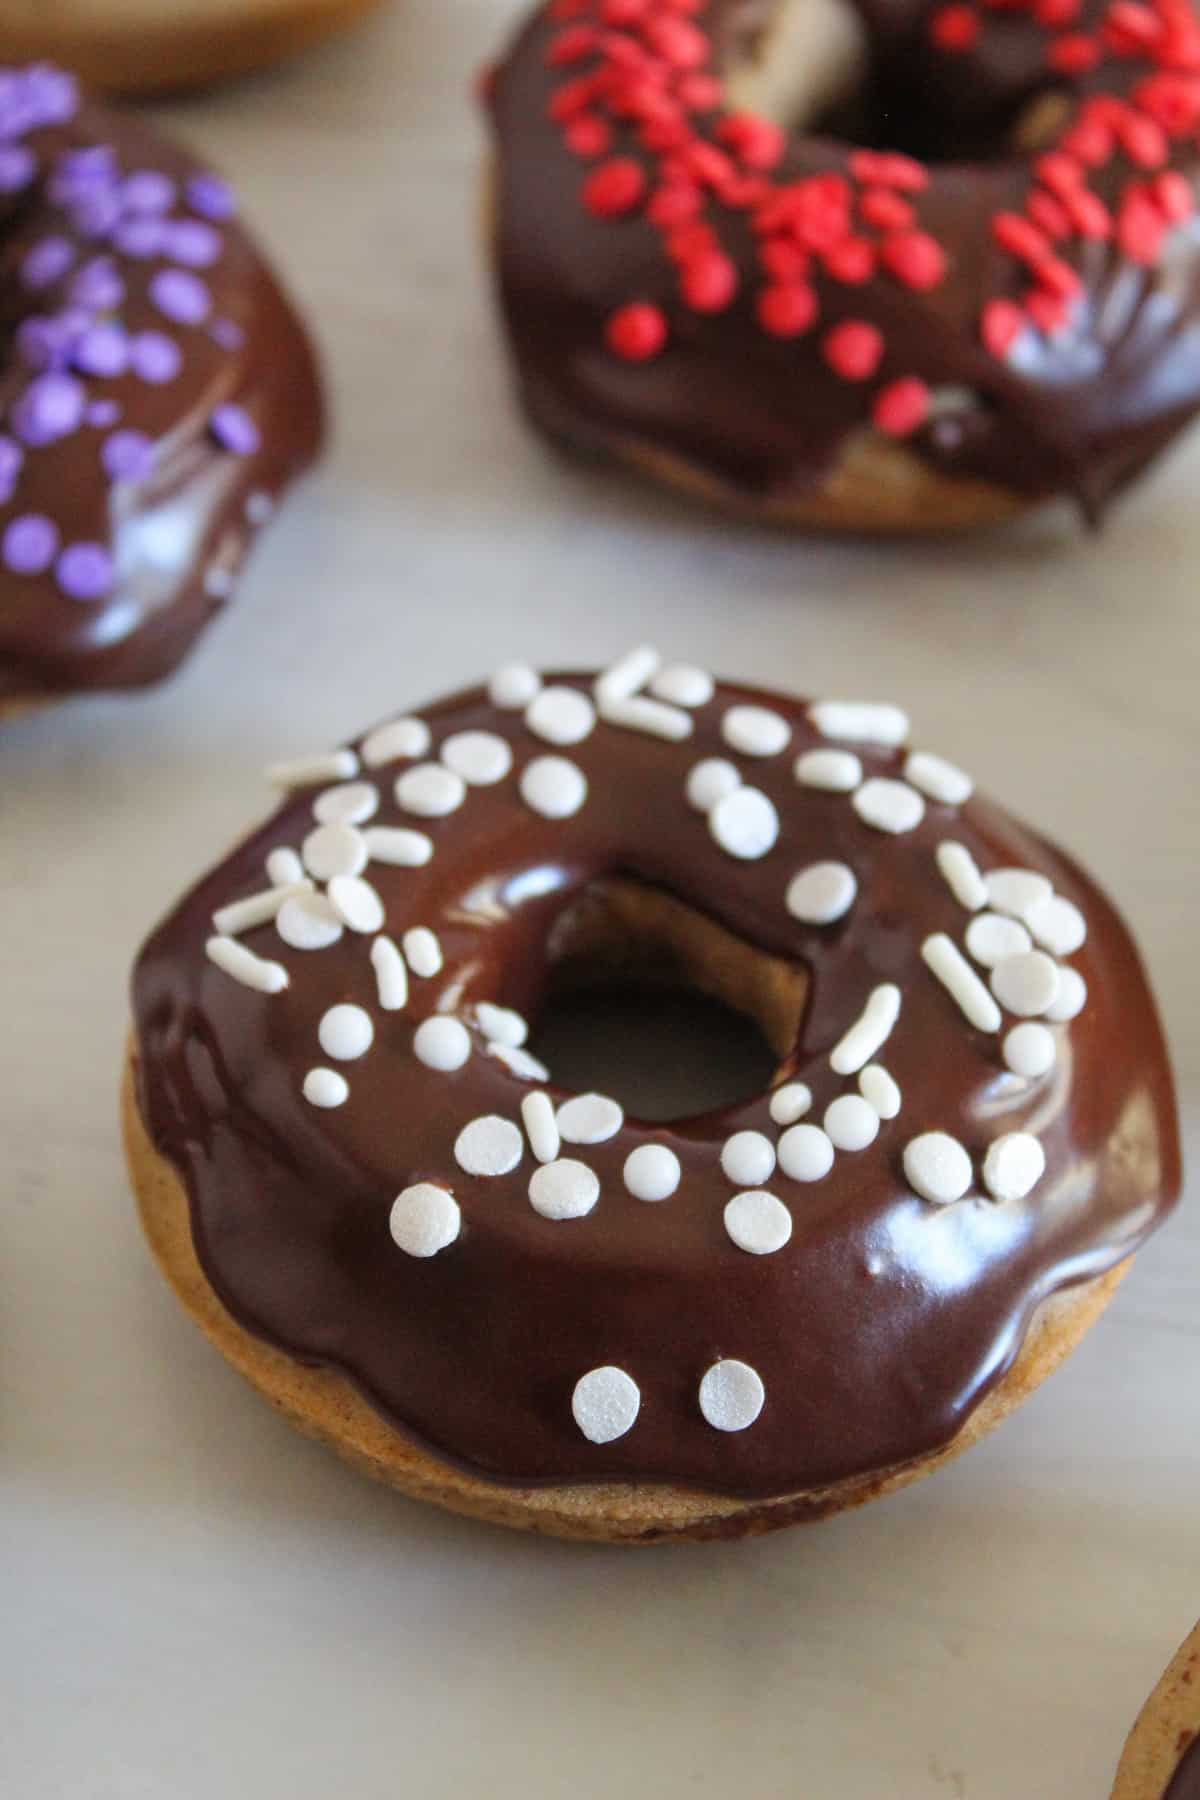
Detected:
[
  {"left": 209, "top": 403, "right": 260, "bottom": 456},
  {"left": 129, "top": 331, "right": 182, "bottom": 385},
  {"left": 149, "top": 268, "right": 210, "bottom": 327},
  {"left": 111, "top": 216, "right": 164, "bottom": 260},
  {"left": 72, "top": 324, "right": 128, "bottom": 380},
  {"left": 23, "top": 66, "right": 79, "bottom": 128},
  {"left": 86, "top": 399, "right": 121, "bottom": 428},
  {"left": 209, "top": 317, "right": 245, "bottom": 351},
  {"left": 21, "top": 236, "right": 74, "bottom": 292},
  {"left": 56, "top": 145, "right": 117, "bottom": 180},
  {"left": 0, "top": 145, "right": 34, "bottom": 193},
  {"left": 102, "top": 429, "right": 155, "bottom": 482},
  {"left": 122, "top": 169, "right": 176, "bottom": 214},
  {"left": 16, "top": 316, "right": 69, "bottom": 372},
  {"left": 11, "top": 372, "right": 86, "bottom": 447},
  {"left": 71, "top": 187, "right": 123, "bottom": 241},
  {"left": 56, "top": 541, "right": 115, "bottom": 601},
  {"left": 3, "top": 513, "right": 59, "bottom": 576},
  {"left": 185, "top": 172, "right": 236, "bottom": 220},
  {"left": 69, "top": 257, "right": 125, "bottom": 313},
  {"left": 162, "top": 219, "right": 222, "bottom": 268}
]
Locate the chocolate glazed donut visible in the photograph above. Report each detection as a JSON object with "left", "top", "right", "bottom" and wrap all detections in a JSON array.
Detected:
[
  {"left": 0, "top": 65, "right": 323, "bottom": 716},
  {"left": 126, "top": 652, "right": 1181, "bottom": 1541},
  {"left": 487, "top": 0, "right": 1200, "bottom": 528}
]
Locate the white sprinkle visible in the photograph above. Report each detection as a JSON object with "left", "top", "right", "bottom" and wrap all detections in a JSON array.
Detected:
[
  {"left": 557, "top": 1092, "right": 623, "bottom": 1144},
  {"left": 777, "top": 1122, "right": 835, "bottom": 1182},
  {"left": 724, "top": 1189, "right": 792, "bottom": 1255},
  {"left": 476, "top": 1003, "right": 527, "bottom": 1047},
  {"left": 528, "top": 1159, "right": 599, "bottom": 1220},
  {"left": 205, "top": 935, "right": 288, "bottom": 994},
  {"left": 395, "top": 763, "right": 466, "bottom": 818},
  {"left": 809, "top": 700, "right": 910, "bottom": 746},
  {"left": 302, "top": 822, "right": 367, "bottom": 882},
  {"left": 905, "top": 750, "right": 973, "bottom": 806},
  {"left": 720, "top": 1130, "right": 776, "bottom": 1186},
  {"left": 652, "top": 664, "right": 713, "bottom": 708},
  {"left": 786, "top": 860, "right": 857, "bottom": 925},
  {"left": 1026, "top": 894, "right": 1087, "bottom": 956},
  {"left": 699, "top": 1359, "right": 764, "bottom": 1432},
  {"left": 594, "top": 644, "right": 661, "bottom": 702},
  {"left": 362, "top": 716, "right": 431, "bottom": 768},
  {"left": 455, "top": 1115, "right": 524, "bottom": 1177},
  {"left": 525, "top": 686, "right": 596, "bottom": 746},
  {"left": 922, "top": 933, "right": 1003, "bottom": 1032},
  {"left": 362, "top": 826, "right": 434, "bottom": 867},
  {"left": 440, "top": 730, "right": 513, "bottom": 786},
  {"left": 903, "top": 1132, "right": 973, "bottom": 1205},
  {"left": 686, "top": 757, "right": 741, "bottom": 812},
  {"left": 859, "top": 1064, "right": 901, "bottom": 1118},
  {"left": 303, "top": 1067, "right": 349, "bottom": 1109},
  {"left": 853, "top": 778, "right": 925, "bottom": 835},
  {"left": 213, "top": 880, "right": 312, "bottom": 936},
  {"left": 794, "top": 747, "right": 862, "bottom": 792},
  {"left": 521, "top": 1091, "right": 560, "bottom": 1164},
  {"left": 709, "top": 786, "right": 779, "bottom": 859},
  {"left": 318, "top": 1003, "right": 373, "bottom": 1061},
  {"left": 489, "top": 663, "right": 541, "bottom": 710},
  {"left": 983, "top": 1132, "right": 1046, "bottom": 1202},
  {"left": 328, "top": 873, "right": 385, "bottom": 935},
  {"left": 371, "top": 936, "right": 408, "bottom": 1011},
  {"left": 246, "top": 490, "right": 273, "bottom": 525},
  {"left": 985, "top": 868, "right": 1054, "bottom": 923},
  {"left": 413, "top": 1016, "right": 470, "bottom": 1071},
  {"left": 769, "top": 1083, "right": 812, "bottom": 1126},
  {"left": 598, "top": 693, "right": 693, "bottom": 740},
  {"left": 991, "top": 950, "right": 1061, "bottom": 1017},
  {"left": 1045, "top": 966, "right": 1087, "bottom": 1021},
  {"left": 623, "top": 1143, "right": 681, "bottom": 1201},
  {"left": 489, "top": 1042, "right": 551, "bottom": 1081},
  {"left": 721, "top": 704, "right": 791, "bottom": 758},
  {"left": 312, "top": 781, "right": 379, "bottom": 826},
  {"left": 1003, "top": 1021, "right": 1056, "bottom": 1078},
  {"left": 403, "top": 927, "right": 442, "bottom": 978},
  {"left": 966, "top": 912, "right": 1033, "bottom": 967},
  {"left": 267, "top": 748, "right": 359, "bottom": 788},
  {"left": 276, "top": 892, "right": 344, "bottom": 951},
  {"left": 390, "top": 1184, "right": 460, "bottom": 1257},
  {"left": 824, "top": 1094, "right": 879, "bottom": 1151},
  {"left": 572, "top": 1366, "right": 640, "bottom": 1443},
  {"left": 520, "top": 755, "right": 588, "bottom": 818},
  {"left": 937, "top": 841, "right": 988, "bottom": 912},
  {"left": 265, "top": 846, "right": 304, "bottom": 886},
  {"left": 830, "top": 983, "right": 902, "bottom": 1075}
]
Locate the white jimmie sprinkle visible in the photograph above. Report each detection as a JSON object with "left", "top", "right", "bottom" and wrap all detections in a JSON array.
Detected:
[
  {"left": 720, "top": 1131, "right": 776, "bottom": 1186},
  {"left": 362, "top": 826, "right": 433, "bottom": 866},
  {"left": 724, "top": 1190, "right": 792, "bottom": 1255},
  {"left": 937, "top": 841, "right": 988, "bottom": 912},
  {"left": 709, "top": 786, "right": 779, "bottom": 859},
  {"left": 413, "top": 1016, "right": 470, "bottom": 1071},
  {"left": 276, "top": 892, "right": 343, "bottom": 951},
  {"left": 362, "top": 716, "right": 431, "bottom": 768},
  {"left": 794, "top": 747, "right": 862, "bottom": 792},
  {"left": 859, "top": 1064, "right": 901, "bottom": 1118},
  {"left": 686, "top": 757, "right": 741, "bottom": 812},
  {"left": 829, "top": 984, "right": 901, "bottom": 1075},
  {"left": 777, "top": 1123, "right": 835, "bottom": 1182},
  {"left": 965, "top": 913, "right": 1033, "bottom": 967},
  {"left": 990, "top": 950, "right": 1061, "bottom": 1018},
  {"left": 213, "top": 880, "right": 312, "bottom": 936},
  {"left": 623, "top": 1143, "right": 681, "bottom": 1201},
  {"left": 903, "top": 1132, "right": 973, "bottom": 1205},
  {"left": 526, "top": 685, "right": 596, "bottom": 746},
  {"left": 303, "top": 1067, "right": 349, "bottom": 1109},
  {"left": 808, "top": 700, "right": 910, "bottom": 746},
  {"left": 302, "top": 822, "right": 367, "bottom": 882},
  {"left": 312, "top": 781, "right": 379, "bottom": 826},
  {"left": 721, "top": 704, "right": 791, "bottom": 758},
  {"left": 557, "top": 1092, "right": 623, "bottom": 1144},
  {"left": 489, "top": 663, "right": 541, "bottom": 710},
  {"left": 572, "top": 1366, "right": 640, "bottom": 1443},
  {"left": 390, "top": 1184, "right": 460, "bottom": 1258},
  {"left": 528, "top": 1159, "right": 600, "bottom": 1220},
  {"left": 824, "top": 1094, "right": 879, "bottom": 1151},
  {"left": 440, "top": 730, "right": 513, "bottom": 786},
  {"left": 521, "top": 1091, "right": 561, "bottom": 1164},
  {"left": 371, "top": 935, "right": 408, "bottom": 1011},
  {"left": 455, "top": 1115, "right": 524, "bottom": 1177},
  {"left": 699, "top": 1359, "right": 765, "bottom": 1432},
  {"left": 853, "top": 778, "right": 925, "bottom": 835},
  {"left": 904, "top": 751, "right": 973, "bottom": 806},
  {"left": 205, "top": 935, "right": 288, "bottom": 994},
  {"left": 1045, "top": 966, "right": 1087, "bottom": 1021},
  {"left": 922, "top": 933, "right": 1003, "bottom": 1033},
  {"left": 403, "top": 928, "right": 443, "bottom": 978},
  {"left": 982, "top": 1132, "right": 1046, "bottom": 1202},
  {"left": 327, "top": 874, "right": 385, "bottom": 935},
  {"left": 594, "top": 644, "right": 661, "bottom": 702},
  {"left": 489, "top": 1043, "right": 551, "bottom": 1081},
  {"left": 395, "top": 763, "right": 466, "bottom": 818},
  {"left": 786, "top": 861, "right": 857, "bottom": 925},
  {"left": 769, "top": 1083, "right": 812, "bottom": 1126},
  {"left": 598, "top": 694, "right": 692, "bottom": 740},
  {"left": 476, "top": 1003, "right": 527, "bottom": 1047},
  {"left": 651, "top": 664, "right": 714, "bottom": 708},
  {"left": 520, "top": 756, "right": 588, "bottom": 818},
  {"left": 265, "top": 846, "right": 304, "bottom": 887},
  {"left": 318, "top": 1004, "right": 374, "bottom": 1061},
  {"left": 267, "top": 748, "right": 359, "bottom": 788}
]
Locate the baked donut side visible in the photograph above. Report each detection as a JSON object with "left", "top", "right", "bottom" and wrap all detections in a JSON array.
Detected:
[{"left": 1112, "top": 1624, "right": 1200, "bottom": 1800}]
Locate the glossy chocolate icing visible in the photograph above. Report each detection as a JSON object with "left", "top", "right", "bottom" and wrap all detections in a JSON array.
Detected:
[
  {"left": 0, "top": 67, "right": 322, "bottom": 705},
  {"left": 1167, "top": 1736, "right": 1200, "bottom": 1800},
  {"left": 488, "top": 0, "right": 1200, "bottom": 520},
  {"left": 131, "top": 667, "right": 1181, "bottom": 1497}
]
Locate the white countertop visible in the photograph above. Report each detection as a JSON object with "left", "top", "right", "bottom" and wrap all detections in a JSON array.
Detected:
[{"left": 1, "top": 5, "right": 1196, "bottom": 1794}]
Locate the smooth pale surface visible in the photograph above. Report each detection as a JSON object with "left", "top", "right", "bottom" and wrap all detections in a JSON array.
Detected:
[{"left": 0, "top": 5, "right": 1197, "bottom": 1797}]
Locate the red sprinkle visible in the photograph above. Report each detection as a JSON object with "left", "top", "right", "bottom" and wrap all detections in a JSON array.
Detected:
[
  {"left": 1035, "top": 151, "right": 1085, "bottom": 195},
  {"left": 717, "top": 111, "right": 786, "bottom": 170},
  {"left": 823, "top": 236, "right": 877, "bottom": 283},
  {"left": 1152, "top": 168, "right": 1194, "bottom": 221},
  {"left": 1118, "top": 187, "right": 1168, "bottom": 262},
  {"left": 565, "top": 114, "right": 613, "bottom": 156},
  {"left": 1134, "top": 73, "right": 1200, "bottom": 134},
  {"left": 980, "top": 297, "right": 1025, "bottom": 357},
  {"left": 600, "top": 0, "right": 648, "bottom": 22},
  {"left": 757, "top": 283, "right": 818, "bottom": 338},
  {"left": 930, "top": 5, "right": 980, "bottom": 50},
  {"left": 859, "top": 187, "right": 916, "bottom": 230},
  {"left": 992, "top": 211, "right": 1052, "bottom": 264},
  {"left": 1063, "top": 188, "right": 1113, "bottom": 238},
  {"left": 646, "top": 182, "right": 702, "bottom": 225},
  {"left": 548, "top": 25, "right": 598, "bottom": 65},
  {"left": 1027, "top": 190, "right": 1071, "bottom": 238},
  {"left": 849, "top": 150, "right": 930, "bottom": 192},
  {"left": 823, "top": 319, "right": 884, "bottom": 380},
  {"left": 1048, "top": 34, "right": 1101, "bottom": 73},
  {"left": 1035, "top": 0, "right": 1081, "bottom": 22},
  {"left": 606, "top": 302, "right": 668, "bottom": 360},
  {"left": 1025, "top": 289, "right": 1070, "bottom": 334},
  {"left": 583, "top": 156, "right": 647, "bottom": 216},
  {"left": 643, "top": 16, "right": 708, "bottom": 66},
  {"left": 676, "top": 74, "right": 724, "bottom": 110},
  {"left": 872, "top": 378, "right": 930, "bottom": 437},
  {"left": 759, "top": 238, "right": 811, "bottom": 281},
  {"left": 680, "top": 249, "right": 739, "bottom": 311},
  {"left": 879, "top": 230, "right": 947, "bottom": 290},
  {"left": 1117, "top": 112, "right": 1169, "bottom": 168}
]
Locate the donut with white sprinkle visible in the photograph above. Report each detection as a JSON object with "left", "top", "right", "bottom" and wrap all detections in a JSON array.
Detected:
[
  {"left": 486, "top": 0, "right": 1200, "bottom": 528},
  {"left": 126, "top": 650, "right": 1179, "bottom": 1541}
]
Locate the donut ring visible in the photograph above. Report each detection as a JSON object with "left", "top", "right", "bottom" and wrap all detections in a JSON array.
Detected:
[
  {"left": 0, "top": 66, "right": 323, "bottom": 717},
  {"left": 127, "top": 651, "right": 1180, "bottom": 1541},
  {"left": 1112, "top": 1623, "right": 1200, "bottom": 1799},
  {"left": 487, "top": 0, "right": 1200, "bottom": 528}
]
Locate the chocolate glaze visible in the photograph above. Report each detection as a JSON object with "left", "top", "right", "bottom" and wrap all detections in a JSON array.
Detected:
[
  {"left": 0, "top": 69, "right": 323, "bottom": 705},
  {"left": 131, "top": 670, "right": 1181, "bottom": 1498},
  {"left": 1167, "top": 1736, "right": 1200, "bottom": 1800},
  {"left": 488, "top": 0, "right": 1200, "bottom": 521}
]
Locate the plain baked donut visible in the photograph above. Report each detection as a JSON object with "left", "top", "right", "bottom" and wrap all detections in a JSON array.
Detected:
[
  {"left": 127, "top": 649, "right": 1180, "bottom": 1541},
  {"left": 1112, "top": 1623, "right": 1200, "bottom": 1799},
  {"left": 487, "top": 0, "right": 1200, "bottom": 528}
]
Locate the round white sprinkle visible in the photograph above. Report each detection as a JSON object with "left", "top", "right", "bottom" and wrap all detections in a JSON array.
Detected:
[
  {"left": 824, "top": 1094, "right": 879, "bottom": 1152},
  {"left": 557, "top": 1092, "right": 623, "bottom": 1144},
  {"left": 489, "top": 663, "right": 541, "bottom": 710},
  {"left": 302, "top": 822, "right": 367, "bottom": 882},
  {"left": 724, "top": 1190, "right": 792, "bottom": 1256},
  {"left": 362, "top": 826, "right": 433, "bottom": 867},
  {"left": 709, "top": 786, "right": 779, "bottom": 860},
  {"left": 991, "top": 950, "right": 1061, "bottom": 1018},
  {"left": 721, "top": 704, "right": 791, "bottom": 758},
  {"left": 652, "top": 664, "right": 714, "bottom": 708},
  {"left": 440, "top": 730, "right": 513, "bottom": 786},
  {"left": 327, "top": 874, "right": 385, "bottom": 935},
  {"left": 454, "top": 1115, "right": 524, "bottom": 1178},
  {"left": 489, "top": 1042, "right": 551, "bottom": 1081},
  {"left": 390, "top": 1184, "right": 460, "bottom": 1258},
  {"left": 904, "top": 751, "right": 973, "bottom": 806},
  {"left": 853, "top": 778, "right": 925, "bottom": 835},
  {"left": 623, "top": 1143, "right": 681, "bottom": 1202},
  {"left": 965, "top": 912, "right": 1034, "bottom": 968},
  {"left": 572, "top": 1366, "right": 640, "bottom": 1443},
  {"left": 1025, "top": 894, "right": 1087, "bottom": 956},
  {"left": 769, "top": 1083, "right": 812, "bottom": 1126},
  {"left": 786, "top": 861, "right": 857, "bottom": 925},
  {"left": 312, "top": 781, "right": 379, "bottom": 826},
  {"left": 403, "top": 928, "right": 442, "bottom": 978},
  {"left": 985, "top": 868, "right": 1053, "bottom": 922},
  {"left": 395, "top": 763, "right": 466, "bottom": 818},
  {"left": 777, "top": 1122, "right": 835, "bottom": 1182},
  {"left": 303, "top": 1067, "right": 349, "bottom": 1109},
  {"left": 698, "top": 1359, "right": 765, "bottom": 1432},
  {"left": 413, "top": 1016, "right": 470, "bottom": 1071},
  {"left": 276, "top": 891, "right": 344, "bottom": 951},
  {"left": 903, "top": 1132, "right": 973, "bottom": 1205},
  {"left": 476, "top": 1003, "right": 527, "bottom": 1048},
  {"left": 265, "top": 846, "right": 304, "bottom": 887},
  {"left": 720, "top": 1130, "right": 776, "bottom": 1186},
  {"left": 794, "top": 747, "right": 862, "bottom": 792},
  {"left": 1045, "top": 966, "right": 1087, "bottom": 1022},
  {"left": 982, "top": 1132, "right": 1046, "bottom": 1202},
  {"left": 362, "top": 716, "right": 431, "bottom": 768},
  {"left": 371, "top": 935, "right": 408, "bottom": 1011},
  {"left": 318, "top": 1004, "right": 374, "bottom": 1061},
  {"left": 525, "top": 685, "right": 595, "bottom": 746},
  {"left": 859, "top": 1064, "right": 901, "bottom": 1118},
  {"left": 1003, "top": 1021, "right": 1056, "bottom": 1079},
  {"left": 809, "top": 700, "right": 909, "bottom": 746},
  {"left": 520, "top": 756, "right": 587, "bottom": 819},
  {"left": 528, "top": 1159, "right": 599, "bottom": 1220},
  {"left": 521, "top": 1091, "right": 561, "bottom": 1164},
  {"left": 937, "top": 840, "right": 988, "bottom": 912},
  {"left": 686, "top": 757, "right": 741, "bottom": 812},
  {"left": 205, "top": 936, "right": 288, "bottom": 993}
]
